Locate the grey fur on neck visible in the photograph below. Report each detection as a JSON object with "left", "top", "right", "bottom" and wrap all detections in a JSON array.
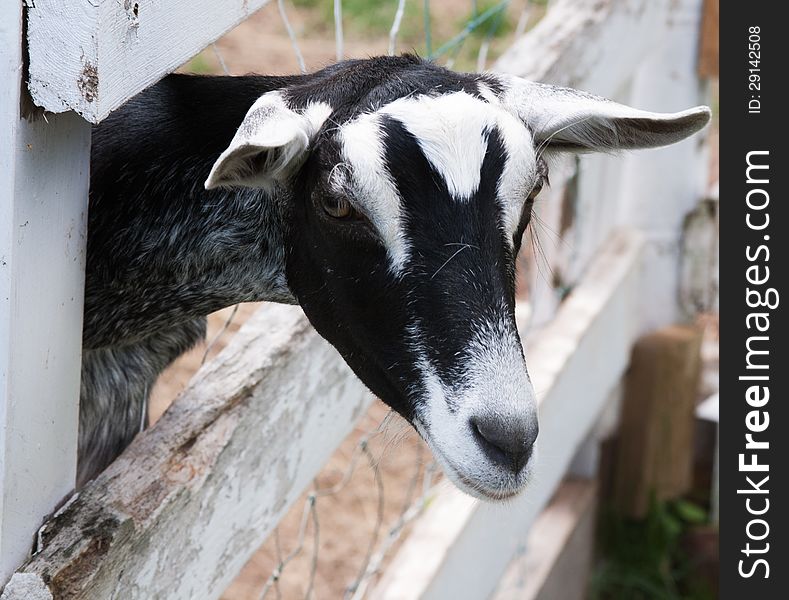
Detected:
[
  {"left": 78, "top": 318, "right": 207, "bottom": 487},
  {"left": 79, "top": 184, "right": 295, "bottom": 484},
  {"left": 80, "top": 71, "right": 307, "bottom": 485},
  {"left": 83, "top": 187, "right": 294, "bottom": 350}
]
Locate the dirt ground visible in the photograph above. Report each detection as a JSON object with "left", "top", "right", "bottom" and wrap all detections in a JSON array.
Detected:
[{"left": 147, "top": 2, "right": 719, "bottom": 597}]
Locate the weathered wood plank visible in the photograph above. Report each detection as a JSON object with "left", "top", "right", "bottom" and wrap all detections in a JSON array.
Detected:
[
  {"left": 4, "top": 305, "right": 372, "bottom": 599},
  {"left": 492, "top": 478, "right": 598, "bottom": 600},
  {"left": 371, "top": 229, "right": 645, "bottom": 600},
  {"left": 493, "top": 0, "right": 668, "bottom": 97},
  {"left": 26, "top": 0, "right": 272, "bottom": 123},
  {"left": 2, "top": 1, "right": 90, "bottom": 586},
  {"left": 616, "top": 0, "right": 710, "bottom": 331}
]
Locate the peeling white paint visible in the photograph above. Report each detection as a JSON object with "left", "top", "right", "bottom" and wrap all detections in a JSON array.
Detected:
[{"left": 26, "top": 1, "right": 273, "bottom": 123}]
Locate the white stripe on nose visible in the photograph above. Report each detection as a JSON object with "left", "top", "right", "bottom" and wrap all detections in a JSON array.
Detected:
[{"left": 380, "top": 92, "right": 493, "bottom": 201}]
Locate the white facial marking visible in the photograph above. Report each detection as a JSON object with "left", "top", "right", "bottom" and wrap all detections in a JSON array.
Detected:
[
  {"left": 336, "top": 89, "right": 541, "bottom": 274},
  {"left": 339, "top": 112, "right": 410, "bottom": 273},
  {"left": 380, "top": 92, "right": 492, "bottom": 201},
  {"left": 382, "top": 91, "right": 539, "bottom": 244},
  {"left": 494, "top": 109, "right": 540, "bottom": 239},
  {"left": 408, "top": 311, "right": 538, "bottom": 499}
]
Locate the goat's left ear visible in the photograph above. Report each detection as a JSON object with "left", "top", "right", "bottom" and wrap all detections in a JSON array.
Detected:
[
  {"left": 205, "top": 93, "right": 331, "bottom": 190},
  {"left": 496, "top": 77, "right": 711, "bottom": 153}
]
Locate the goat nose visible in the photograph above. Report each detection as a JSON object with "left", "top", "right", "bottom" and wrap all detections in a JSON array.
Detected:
[{"left": 470, "top": 415, "right": 538, "bottom": 473}]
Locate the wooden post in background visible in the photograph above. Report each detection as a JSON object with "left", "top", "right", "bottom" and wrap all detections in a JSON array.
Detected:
[
  {"left": 613, "top": 325, "right": 703, "bottom": 518},
  {"left": 698, "top": 0, "right": 719, "bottom": 78}
]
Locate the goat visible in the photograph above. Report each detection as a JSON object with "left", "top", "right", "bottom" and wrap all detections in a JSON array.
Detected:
[{"left": 83, "top": 55, "right": 709, "bottom": 498}]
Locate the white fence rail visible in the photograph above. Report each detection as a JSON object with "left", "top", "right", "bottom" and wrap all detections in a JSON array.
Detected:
[
  {"left": 4, "top": 306, "right": 371, "bottom": 599},
  {"left": 2, "top": 0, "right": 710, "bottom": 597},
  {"left": 27, "top": 0, "right": 273, "bottom": 122}
]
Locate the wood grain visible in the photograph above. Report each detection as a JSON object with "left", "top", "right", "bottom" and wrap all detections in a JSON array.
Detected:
[
  {"left": 2, "top": 0, "right": 90, "bottom": 583},
  {"left": 698, "top": 0, "right": 719, "bottom": 78}
]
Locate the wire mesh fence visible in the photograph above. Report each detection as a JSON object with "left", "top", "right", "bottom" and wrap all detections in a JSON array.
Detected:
[
  {"left": 252, "top": 414, "right": 440, "bottom": 600},
  {"left": 185, "top": 0, "right": 546, "bottom": 76}
]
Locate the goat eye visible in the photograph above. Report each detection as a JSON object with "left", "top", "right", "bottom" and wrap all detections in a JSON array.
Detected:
[
  {"left": 321, "top": 195, "right": 353, "bottom": 219},
  {"left": 527, "top": 180, "right": 543, "bottom": 202},
  {"left": 529, "top": 159, "right": 549, "bottom": 201}
]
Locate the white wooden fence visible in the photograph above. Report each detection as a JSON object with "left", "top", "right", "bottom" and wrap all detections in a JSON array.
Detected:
[{"left": 1, "top": 0, "right": 711, "bottom": 597}]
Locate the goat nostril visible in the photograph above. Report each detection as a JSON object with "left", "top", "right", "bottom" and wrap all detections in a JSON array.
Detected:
[
  {"left": 471, "top": 417, "right": 536, "bottom": 473},
  {"left": 472, "top": 420, "right": 507, "bottom": 465}
]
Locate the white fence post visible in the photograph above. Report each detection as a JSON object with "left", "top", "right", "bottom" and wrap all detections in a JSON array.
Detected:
[{"left": 1, "top": 1, "right": 89, "bottom": 586}]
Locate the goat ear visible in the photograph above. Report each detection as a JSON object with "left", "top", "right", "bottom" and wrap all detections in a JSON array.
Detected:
[
  {"left": 497, "top": 77, "right": 711, "bottom": 153},
  {"left": 205, "top": 94, "right": 331, "bottom": 190}
]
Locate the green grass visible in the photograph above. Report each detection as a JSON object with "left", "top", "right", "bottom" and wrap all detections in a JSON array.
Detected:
[
  {"left": 285, "top": 0, "right": 548, "bottom": 69},
  {"left": 182, "top": 51, "right": 213, "bottom": 74},
  {"left": 457, "top": 0, "right": 513, "bottom": 41},
  {"left": 290, "top": 0, "right": 513, "bottom": 56},
  {"left": 591, "top": 498, "right": 715, "bottom": 600}
]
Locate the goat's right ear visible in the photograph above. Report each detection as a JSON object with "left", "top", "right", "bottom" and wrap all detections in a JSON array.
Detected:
[
  {"left": 494, "top": 76, "right": 711, "bottom": 154},
  {"left": 205, "top": 94, "right": 331, "bottom": 190}
]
